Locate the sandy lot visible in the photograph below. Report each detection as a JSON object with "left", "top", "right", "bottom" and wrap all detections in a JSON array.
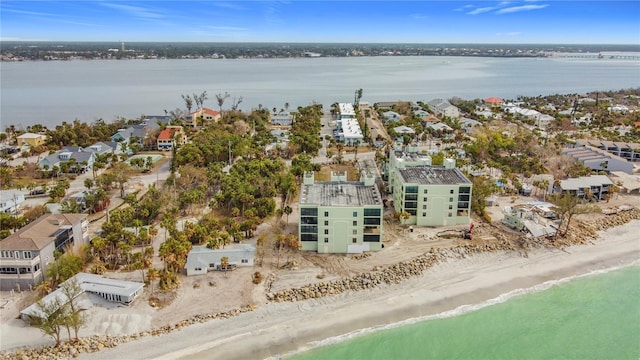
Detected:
[{"left": 1, "top": 194, "right": 638, "bottom": 359}]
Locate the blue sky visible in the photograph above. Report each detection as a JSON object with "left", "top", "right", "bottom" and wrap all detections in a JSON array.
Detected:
[{"left": 1, "top": 1, "right": 639, "bottom": 44}]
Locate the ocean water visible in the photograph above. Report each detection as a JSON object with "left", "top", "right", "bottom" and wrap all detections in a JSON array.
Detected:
[{"left": 288, "top": 265, "right": 640, "bottom": 360}]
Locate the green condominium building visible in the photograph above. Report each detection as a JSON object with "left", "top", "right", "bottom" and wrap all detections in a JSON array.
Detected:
[
  {"left": 299, "top": 171, "right": 384, "bottom": 254},
  {"left": 388, "top": 146, "right": 473, "bottom": 226}
]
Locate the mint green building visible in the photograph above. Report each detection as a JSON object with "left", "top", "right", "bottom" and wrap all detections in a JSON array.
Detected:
[
  {"left": 299, "top": 171, "right": 383, "bottom": 254},
  {"left": 387, "top": 146, "right": 473, "bottom": 227}
]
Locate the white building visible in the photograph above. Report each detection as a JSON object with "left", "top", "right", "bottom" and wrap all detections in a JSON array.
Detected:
[{"left": 185, "top": 244, "right": 255, "bottom": 276}]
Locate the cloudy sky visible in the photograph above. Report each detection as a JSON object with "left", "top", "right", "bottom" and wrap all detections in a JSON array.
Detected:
[{"left": 1, "top": 1, "right": 639, "bottom": 44}]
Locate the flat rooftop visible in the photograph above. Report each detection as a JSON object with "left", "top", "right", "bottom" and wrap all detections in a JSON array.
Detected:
[
  {"left": 300, "top": 181, "right": 382, "bottom": 207},
  {"left": 398, "top": 166, "right": 471, "bottom": 185}
]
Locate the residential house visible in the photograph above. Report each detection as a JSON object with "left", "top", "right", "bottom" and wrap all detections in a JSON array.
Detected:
[
  {"left": 483, "top": 97, "right": 504, "bottom": 108},
  {"left": 375, "top": 101, "right": 409, "bottom": 111},
  {"left": 184, "top": 244, "right": 255, "bottom": 276},
  {"left": 38, "top": 146, "right": 96, "bottom": 173},
  {"left": 420, "top": 114, "right": 440, "bottom": 125},
  {"left": 608, "top": 171, "right": 640, "bottom": 195},
  {"left": 16, "top": 133, "right": 47, "bottom": 148},
  {"left": 187, "top": 108, "right": 221, "bottom": 127},
  {"left": 502, "top": 202, "right": 557, "bottom": 238},
  {"left": 110, "top": 122, "right": 158, "bottom": 152},
  {"left": 0, "top": 190, "right": 25, "bottom": 214},
  {"left": 427, "top": 99, "right": 460, "bottom": 118},
  {"left": 425, "top": 122, "right": 454, "bottom": 138},
  {"left": 0, "top": 213, "right": 89, "bottom": 291},
  {"left": 86, "top": 141, "right": 120, "bottom": 157},
  {"left": 20, "top": 273, "right": 144, "bottom": 321},
  {"left": 459, "top": 118, "right": 482, "bottom": 133},
  {"left": 562, "top": 146, "right": 633, "bottom": 174},
  {"left": 299, "top": 171, "right": 383, "bottom": 254},
  {"left": 393, "top": 125, "right": 415, "bottom": 142},
  {"left": 271, "top": 111, "right": 294, "bottom": 126},
  {"left": 382, "top": 111, "right": 401, "bottom": 123},
  {"left": 389, "top": 157, "right": 473, "bottom": 227},
  {"left": 552, "top": 175, "right": 614, "bottom": 201},
  {"left": 157, "top": 126, "right": 187, "bottom": 151},
  {"left": 414, "top": 109, "right": 430, "bottom": 118}
]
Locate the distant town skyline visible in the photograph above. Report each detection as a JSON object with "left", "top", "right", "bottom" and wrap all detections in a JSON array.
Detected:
[{"left": 1, "top": 1, "right": 639, "bottom": 44}]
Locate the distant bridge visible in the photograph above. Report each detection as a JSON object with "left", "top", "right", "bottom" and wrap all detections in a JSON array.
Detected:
[{"left": 548, "top": 52, "right": 640, "bottom": 60}]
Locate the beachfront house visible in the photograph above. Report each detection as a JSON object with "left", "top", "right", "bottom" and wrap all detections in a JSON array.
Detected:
[
  {"left": 110, "top": 122, "right": 158, "bottom": 152},
  {"left": 298, "top": 171, "right": 383, "bottom": 254},
  {"left": 0, "top": 214, "right": 89, "bottom": 291},
  {"left": 335, "top": 106, "right": 364, "bottom": 146},
  {"left": 552, "top": 175, "right": 614, "bottom": 201},
  {"left": 184, "top": 244, "right": 255, "bottom": 276},
  {"left": 20, "top": 273, "right": 144, "bottom": 321}
]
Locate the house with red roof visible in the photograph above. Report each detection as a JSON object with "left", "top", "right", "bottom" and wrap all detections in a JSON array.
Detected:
[
  {"left": 483, "top": 97, "right": 504, "bottom": 108},
  {"left": 187, "top": 107, "right": 221, "bottom": 127},
  {"left": 157, "top": 126, "right": 187, "bottom": 151}
]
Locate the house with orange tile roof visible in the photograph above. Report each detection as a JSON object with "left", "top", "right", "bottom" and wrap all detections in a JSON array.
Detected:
[
  {"left": 483, "top": 97, "right": 504, "bottom": 107},
  {"left": 187, "top": 107, "right": 221, "bottom": 127},
  {"left": 157, "top": 126, "right": 187, "bottom": 151}
]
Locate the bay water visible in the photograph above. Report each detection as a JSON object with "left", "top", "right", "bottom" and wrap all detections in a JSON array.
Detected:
[
  {"left": 2, "top": 55, "right": 639, "bottom": 129},
  {"left": 288, "top": 265, "right": 640, "bottom": 360}
]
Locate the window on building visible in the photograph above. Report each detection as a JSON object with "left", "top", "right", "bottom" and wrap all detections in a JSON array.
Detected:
[
  {"left": 13, "top": 251, "right": 19, "bottom": 259},
  {"left": 448, "top": 212, "right": 452, "bottom": 217},
  {"left": 353, "top": 211, "right": 358, "bottom": 217},
  {"left": 324, "top": 211, "right": 329, "bottom": 217},
  {"left": 324, "top": 220, "right": 329, "bottom": 226},
  {"left": 450, "top": 189, "right": 454, "bottom": 194},
  {"left": 23, "top": 251, "right": 32, "bottom": 259},
  {"left": 449, "top": 197, "right": 454, "bottom": 202},
  {"left": 449, "top": 205, "right": 453, "bottom": 210},
  {"left": 423, "top": 189, "right": 428, "bottom": 194},
  {"left": 352, "top": 238, "right": 357, "bottom": 243},
  {"left": 353, "top": 220, "right": 357, "bottom": 226},
  {"left": 422, "top": 212, "right": 426, "bottom": 217},
  {"left": 324, "top": 229, "right": 329, "bottom": 235},
  {"left": 241, "top": 259, "right": 248, "bottom": 263},
  {"left": 423, "top": 197, "right": 427, "bottom": 202},
  {"left": 324, "top": 238, "right": 329, "bottom": 243},
  {"left": 423, "top": 205, "right": 427, "bottom": 210},
  {"left": 353, "top": 229, "right": 357, "bottom": 235}
]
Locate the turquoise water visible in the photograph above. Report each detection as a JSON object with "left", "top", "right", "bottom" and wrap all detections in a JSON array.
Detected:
[{"left": 289, "top": 265, "right": 640, "bottom": 360}]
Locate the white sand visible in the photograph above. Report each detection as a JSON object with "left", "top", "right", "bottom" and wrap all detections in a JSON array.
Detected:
[{"left": 68, "top": 220, "right": 640, "bottom": 360}]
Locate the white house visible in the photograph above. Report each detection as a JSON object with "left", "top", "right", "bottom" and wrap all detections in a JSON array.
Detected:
[
  {"left": 0, "top": 189, "right": 25, "bottom": 214},
  {"left": 427, "top": 99, "right": 460, "bottom": 118},
  {"left": 185, "top": 245, "right": 255, "bottom": 276}
]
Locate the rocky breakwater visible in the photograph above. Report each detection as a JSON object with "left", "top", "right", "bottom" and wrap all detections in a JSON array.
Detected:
[
  {"left": 267, "top": 208, "right": 639, "bottom": 303},
  {"left": 0, "top": 305, "right": 255, "bottom": 360},
  {"left": 267, "top": 238, "right": 517, "bottom": 303}
]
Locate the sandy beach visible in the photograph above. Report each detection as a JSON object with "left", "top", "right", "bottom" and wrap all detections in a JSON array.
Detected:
[{"left": 56, "top": 219, "right": 639, "bottom": 360}]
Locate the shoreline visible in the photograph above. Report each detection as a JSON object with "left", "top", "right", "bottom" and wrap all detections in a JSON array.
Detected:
[{"left": 68, "top": 219, "right": 640, "bottom": 360}]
